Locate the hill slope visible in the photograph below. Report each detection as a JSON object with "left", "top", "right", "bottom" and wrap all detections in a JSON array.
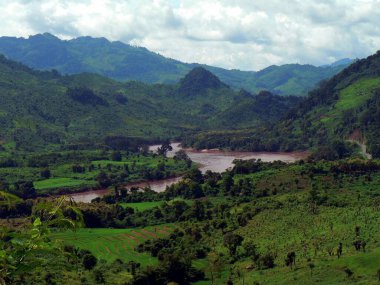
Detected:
[
  {"left": 0, "top": 33, "right": 351, "bottom": 96},
  {"left": 279, "top": 50, "right": 380, "bottom": 155},
  {"left": 0, "top": 56, "right": 300, "bottom": 151},
  {"left": 185, "top": 50, "right": 380, "bottom": 156}
]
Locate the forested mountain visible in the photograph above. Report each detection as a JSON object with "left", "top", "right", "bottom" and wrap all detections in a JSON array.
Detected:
[
  {"left": 209, "top": 91, "right": 302, "bottom": 129},
  {"left": 278, "top": 50, "right": 380, "bottom": 156},
  {"left": 185, "top": 50, "right": 380, "bottom": 157},
  {"left": 0, "top": 56, "right": 299, "bottom": 152},
  {"left": 0, "top": 33, "right": 351, "bottom": 96}
]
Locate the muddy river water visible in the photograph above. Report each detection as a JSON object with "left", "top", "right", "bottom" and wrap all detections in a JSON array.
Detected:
[{"left": 70, "top": 143, "right": 307, "bottom": 203}]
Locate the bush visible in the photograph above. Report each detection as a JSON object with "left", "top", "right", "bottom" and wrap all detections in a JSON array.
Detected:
[{"left": 82, "top": 253, "right": 97, "bottom": 270}]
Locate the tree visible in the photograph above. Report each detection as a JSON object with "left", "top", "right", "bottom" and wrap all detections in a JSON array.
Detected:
[
  {"left": 40, "top": 168, "right": 51, "bottom": 179},
  {"left": 308, "top": 260, "right": 315, "bottom": 276},
  {"left": 224, "top": 233, "right": 243, "bottom": 256},
  {"left": 72, "top": 164, "right": 86, "bottom": 173},
  {"left": 133, "top": 253, "right": 204, "bottom": 284},
  {"left": 96, "top": 172, "right": 111, "bottom": 188},
  {"left": 111, "top": 151, "right": 122, "bottom": 161},
  {"left": 222, "top": 171, "right": 234, "bottom": 195},
  {"left": 13, "top": 181, "right": 36, "bottom": 199},
  {"left": 83, "top": 253, "right": 97, "bottom": 270},
  {"left": 184, "top": 168, "right": 204, "bottom": 184},
  {"left": 157, "top": 142, "right": 173, "bottom": 157},
  {"left": 173, "top": 150, "right": 191, "bottom": 162},
  {"left": 191, "top": 200, "right": 205, "bottom": 220},
  {"left": 285, "top": 252, "right": 296, "bottom": 269},
  {"left": 207, "top": 252, "right": 224, "bottom": 285},
  {"left": 258, "top": 252, "right": 276, "bottom": 269},
  {"left": 243, "top": 240, "right": 259, "bottom": 262},
  {"left": 337, "top": 242, "right": 343, "bottom": 258},
  {"left": 344, "top": 267, "right": 353, "bottom": 279}
]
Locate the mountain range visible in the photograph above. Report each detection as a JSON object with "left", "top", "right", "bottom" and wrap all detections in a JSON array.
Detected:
[
  {"left": 1, "top": 32, "right": 379, "bottom": 158},
  {"left": 0, "top": 55, "right": 301, "bottom": 152},
  {"left": 0, "top": 33, "right": 352, "bottom": 96}
]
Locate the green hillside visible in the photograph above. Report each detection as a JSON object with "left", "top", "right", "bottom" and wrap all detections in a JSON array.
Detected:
[
  {"left": 0, "top": 33, "right": 351, "bottom": 96},
  {"left": 4, "top": 157, "right": 380, "bottom": 284},
  {"left": 185, "top": 51, "right": 380, "bottom": 157},
  {"left": 0, "top": 55, "right": 300, "bottom": 152},
  {"left": 276, "top": 51, "right": 380, "bottom": 155}
]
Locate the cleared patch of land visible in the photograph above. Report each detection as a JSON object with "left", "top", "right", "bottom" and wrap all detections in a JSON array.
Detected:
[{"left": 51, "top": 224, "right": 177, "bottom": 265}]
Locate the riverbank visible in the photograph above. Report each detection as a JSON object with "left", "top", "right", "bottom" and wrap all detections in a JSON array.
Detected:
[{"left": 70, "top": 143, "right": 309, "bottom": 202}]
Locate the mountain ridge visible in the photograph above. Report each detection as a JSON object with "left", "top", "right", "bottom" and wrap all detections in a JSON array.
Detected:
[
  {"left": 0, "top": 55, "right": 301, "bottom": 151},
  {"left": 0, "top": 33, "right": 352, "bottom": 96},
  {"left": 184, "top": 50, "right": 380, "bottom": 157}
]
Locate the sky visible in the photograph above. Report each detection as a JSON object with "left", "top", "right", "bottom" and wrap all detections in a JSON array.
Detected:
[{"left": 1, "top": 0, "right": 380, "bottom": 71}]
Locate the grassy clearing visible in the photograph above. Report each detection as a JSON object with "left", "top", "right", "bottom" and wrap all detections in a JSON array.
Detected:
[
  {"left": 321, "top": 77, "right": 380, "bottom": 125},
  {"left": 34, "top": 177, "right": 95, "bottom": 190},
  {"left": 239, "top": 246, "right": 380, "bottom": 285},
  {"left": 120, "top": 201, "right": 164, "bottom": 211},
  {"left": 336, "top": 77, "right": 380, "bottom": 111},
  {"left": 120, "top": 198, "right": 192, "bottom": 211},
  {"left": 51, "top": 224, "right": 177, "bottom": 265}
]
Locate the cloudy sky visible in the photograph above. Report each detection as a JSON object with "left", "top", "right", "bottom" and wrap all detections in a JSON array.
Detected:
[{"left": 1, "top": 0, "right": 380, "bottom": 70}]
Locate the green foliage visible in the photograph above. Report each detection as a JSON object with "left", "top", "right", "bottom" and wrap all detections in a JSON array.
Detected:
[
  {"left": 178, "top": 67, "right": 228, "bottom": 96},
  {"left": 0, "top": 54, "right": 302, "bottom": 152},
  {"left": 0, "top": 149, "right": 192, "bottom": 196},
  {"left": 223, "top": 233, "right": 243, "bottom": 256},
  {"left": 67, "top": 87, "right": 108, "bottom": 106},
  {"left": 51, "top": 225, "right": 176, "bottom": 264},
  {"left": 0, "top": 191, "right": 22, "bottom": 206},
  {"left": 82, "top": 253, "right": 97, "bottom": 270},
  {"left": 4, "top": 159, "right": 380, "bottom": 284},
  {"left": 0, "top": 197, "right": 83, "bottom": 283},
  {"left": 186, "top": 51, "right": 380, "bottom": 156}
]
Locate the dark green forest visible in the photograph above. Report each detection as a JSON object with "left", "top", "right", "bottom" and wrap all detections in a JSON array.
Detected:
[{"left": 0, "top": 55, "right": 301, "bottom": 153}]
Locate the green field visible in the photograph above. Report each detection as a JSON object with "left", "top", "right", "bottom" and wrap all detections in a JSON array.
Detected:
[
  {"left": 336, "top": 77, "right": 380, "bottom": 111},
  {"left": 320, "top": 77, "right": 380, "bottom": 125},
  {"left": 120, "top": 198, "right": 192, "bottom": 211},
  {"left": 120, "top": 201, "right": 164, "bottom": 211},
  {"left": 34, "top": 177, "right": 95, "bottom": 190},
  {"left": 233, "top": 205, "right": 380, "bottom": 285},
  {"left": 51, "top": 225, "right": 177, "bottom": 265}
]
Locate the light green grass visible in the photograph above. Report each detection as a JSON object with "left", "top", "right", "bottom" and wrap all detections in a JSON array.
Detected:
[
  {"left": 120, "top": 201, "right": 164, "bottom": 211},
  {"left": 120, "top": 198, "right": 192, "bottom": 211},
  {"left": 34, "top": 177, "right": 95, "bottom": 190},
  {"left": 51, "top": 225, "right": 177, "bottom": 265},
  {"left": 336, "top": 77, "right": 380, "bottom": 111},
  {"left": 0, "top": 191, "right": 22, "bottom": 206},
  {"left": 321, "top": 77, "right": 380, "bottom": 124}
]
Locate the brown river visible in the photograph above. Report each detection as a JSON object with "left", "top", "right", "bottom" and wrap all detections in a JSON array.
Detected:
[{"left": 70, "top": 143, "right": 308, "bottom": 203}]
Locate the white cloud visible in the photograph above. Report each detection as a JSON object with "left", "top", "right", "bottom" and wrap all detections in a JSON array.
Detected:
[{"left": 0, "top": 0, "right": 380, "bottom": 70}]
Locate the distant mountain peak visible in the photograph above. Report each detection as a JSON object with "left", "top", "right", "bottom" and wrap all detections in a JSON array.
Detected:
[
  {"left": 237, "top": 89, "right": 253, "bottom": 98},
  {"left": 257, "top": 90, "right": 273, "bottom": 97},
  {"left": 178, "top": 67, "right": 228, "bottom": 96},
  {"left": 29, "top": 33, "right": 60, "bottom": 41},
  {"left": 72, "top": 35, "right": 110, "bottom": 44},
  {"left": 321, "top": 58, "right": 354, "bottom": 68},
  {"left": 0, "top": 33, "right": 352, "bottom": 96}
]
